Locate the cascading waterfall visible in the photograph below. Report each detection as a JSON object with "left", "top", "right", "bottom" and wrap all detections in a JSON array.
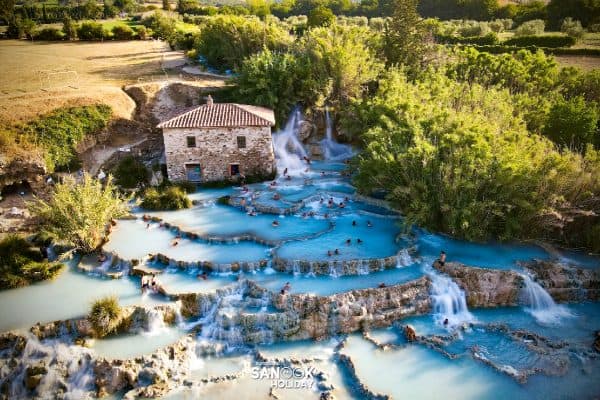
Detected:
[
  {"left": 520, "top": 274, "right": 572, "bottom": 325},
  {"left": 396, "top": 249, "right": 413, "bottom": 267},
  {"left": 272, "top": 107, "right": 308, "bottom": 176},
  {"left": 320, "top": 107, "right": 354, "bottom": 161},
  {"left": 143, "top": 309, "right": 169, "bottom": 337},
  {"left": 8, "top": 335, "right": 95, "bottom": 400},
  {"left": 429, "top": 270, "right": 474, "bottom": 328}
]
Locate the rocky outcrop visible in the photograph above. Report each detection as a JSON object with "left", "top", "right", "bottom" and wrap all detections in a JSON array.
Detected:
[
  {"left": 522, "top": 260, "right": 600, "bottom": 302},
  {"left": 94, "top": 335, "right": 197, "bottom": 398},
  {"left": 272, "top": 277, "right": 431, "bottom": 340},
  {"left": 433, "top": 262, "right": 524, "bottom": 307}
]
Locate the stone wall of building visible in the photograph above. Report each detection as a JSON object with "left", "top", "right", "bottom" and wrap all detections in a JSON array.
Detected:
[{"left": 162, "top": 126, "right": 275, "bottom": 182}]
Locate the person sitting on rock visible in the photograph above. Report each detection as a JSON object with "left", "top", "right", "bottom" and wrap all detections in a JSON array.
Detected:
[
  {"left": 282, "top": 282, "right": 291, "bottom": 293},
  {"left": 378, "top": 282, "right": 386, "bottom": 288},
  {"left": 272, "top": 220, "right": 280, "bottom": 227},
  {"left": 437, "top": 251, "right": 446, "bottom": 266},
  {"left": 141, "top": 275, "right": 149, "bottom": 293},
  {"left": 197, "top": 272, "right": 208, "bottom": 281},
  {"left": 97, "top": 252, "right": 107, "bottom": 263},
  {"left": 150, "top": 274, "right": 159, "bottom": 292}
]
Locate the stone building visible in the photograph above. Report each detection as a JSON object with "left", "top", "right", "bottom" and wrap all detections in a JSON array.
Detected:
[{"left": 158, "top": 96, "right": 276, "bottom": 182}]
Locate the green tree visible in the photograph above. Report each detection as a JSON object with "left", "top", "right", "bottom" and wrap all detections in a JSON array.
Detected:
[
  {"left": 307, "top": 5, "right": 335, "bottom": 28},
  {"left": 247, "top": 0, "right": 271, "bottom": 18},
  {"left": 543, "top": 96, "right": 599, "bottom": 151},
  {"left": 383, "top": 0, "right": 427, "bottom": 68},
  {"left": 162, "top": 0, "right": 170, "bottom": 10},
  {"left": 29, "top": 174, "right": 128, "bottom": 253},
  {"left": 0, "top": 0, "right": 16, "bottom": 24},
  {"left": 62, "top": 16, "right": 78, "bottom": 40}
]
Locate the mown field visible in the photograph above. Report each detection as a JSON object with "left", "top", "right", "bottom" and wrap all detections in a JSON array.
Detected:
[{"left": 0, "top": 39, "right": 182, "bottom": 124}]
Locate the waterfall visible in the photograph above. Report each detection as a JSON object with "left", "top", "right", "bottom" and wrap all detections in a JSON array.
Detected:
[
  {"left": 9, "top": 335, "right": 95, "bottom": 400},
  {"left": 143, "top": 309, "right": 168, "bottom": 337},
  {"left": 320, "top": 107, "right": 354, "bottom": 161},
  {"left": 521, "top": 274, "right": 572, "bottom": 325},
  {"left": 430, "top": 271, "right": 474, "bottom": 328},
  {"left": 396, "top": 249, "right": 413, "bottom": 268},
  {"left": 272, "top": 107, "right": 308, "bottom": 176}
]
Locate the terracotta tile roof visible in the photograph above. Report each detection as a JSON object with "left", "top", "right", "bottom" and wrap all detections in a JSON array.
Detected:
[{"left": 157, "top": 103, "right": 275, "bottom": 129}]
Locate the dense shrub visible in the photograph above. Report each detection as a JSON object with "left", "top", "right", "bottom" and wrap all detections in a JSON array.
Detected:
[
  {"left": 89, "top": 296, "right": 121, "bottom": 338},
  {"left": 140, "top": 186, "right": 192, "bottom": 210},
  {"left": 0, "top": 235, "right": 63, "bottom": 290},
  {"left": 307, "top": 6, "right": 335, "bottom": 28},
  {"left": 195, "top": 15, "right": 292, "bottom": 71},
  {"left": 543, "top": 96, "right": 599, "bottom": 151},
  {"left": 34, "top": 27, "right": 65, "bottom": 41},
  {"left": 29, "top": 174, "right": 127, "bottom": 253},
  {"left": 142, "top": 11, "right": 176, "bottom": 41},
  {"left": 113, "top": 156, "right": 149, "bottom": 188},
  {"left": 22, "top": 105, "right": 112, "bottom": 172},
  {"left": 560, "top": 17, "right": 585, "bottom": 41},
  {"left": 350, "top": 70, "right": 600, "bottom": 242},
  {"left": 514, "top": 19, "right": 545, "bottom": 36},
  {"left": 465, "top": 45, "right": 600, "bottom": 57},
  {"left": 77, "top": 21, "right": 107, "bottom": 40},
  {"left": 111, "top": 24, "right": 135, "bottom": 40},
  {"left": 503, "top": 35, "right": 576, "bottom": 48}
]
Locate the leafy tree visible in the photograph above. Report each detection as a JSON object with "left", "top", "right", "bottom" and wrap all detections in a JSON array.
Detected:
[
  {"left": 162, "top": 0, "right": 170, "bottom": 10},
  {"left": 543, "top": 96, "right": 599, "bottom": 151},
  {"left": 83, "top": 0, "right": 101, "bottom": 19},
  {"left": 307, "top": 5, "right": 335, "bottom": 28},
  {"left": 247, "top": 0, "right": 271, "bottom": 18},
  {"left": 195, "top": 15, "right": 291, "bottom": 70},
  {"left": 113, "top": 155, "right": 149, "bottom": 187},
  {"left": 29, "top": 173, "right": 128, "bottom": 253},
  {"left": 142, "top": 10, "right": 177, "bottom": 41},
  {"left": 103, "top": 0, "right": 118, "bottom": 18},
  {"left": 62, "top": 16, "right": 78, "bottom": 40},
  {"left": 0, "top": 0, "right": 15, "bottom": 24},
  {"left": 383, "top": 0, "right": 427, "bottom": 68},
  {"left": 547, "top": 0, "right": 600, "bottom": 29}
]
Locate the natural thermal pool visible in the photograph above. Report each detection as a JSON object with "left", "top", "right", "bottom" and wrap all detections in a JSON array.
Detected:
[{"left": 1, "top": 110, "right": 599, "bottom": 399}]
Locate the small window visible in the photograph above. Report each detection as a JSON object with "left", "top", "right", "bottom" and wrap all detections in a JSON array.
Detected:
[
  {"left": 230, "top": 164, "right": 240, "bottom": 176},
  {"left": 186, "top": 136, "right": 196, "bottom": 148},
  {"left": 237, "top": 136, "right": 246, "bottom": 149}
]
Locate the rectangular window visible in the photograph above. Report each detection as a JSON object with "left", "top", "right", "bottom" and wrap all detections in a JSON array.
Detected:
[
  {"left": 230, "top": 164, "right": 240, "bottom": 176},
  {"left": 237, "top": 136, "right": 246, "bottom": 149},
  {"left": 186, "top": 136, "right": 196, "bottom": 148}
]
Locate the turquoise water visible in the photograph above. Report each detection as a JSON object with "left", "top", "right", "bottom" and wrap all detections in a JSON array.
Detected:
[{"left": 1, "top": 156, "right": 599, "bottom": 399}]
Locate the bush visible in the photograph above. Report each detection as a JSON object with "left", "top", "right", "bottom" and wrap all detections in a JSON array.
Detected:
[
  {"left": 176, "top": 181, "right": 198, "bottom": 193},
  {"left": 514, "top": 19, "right": 545, "bottom": 36},
  {"left": 307, "top": 6, "right": 335, "bottom": 28},
  {"left": 29, "top": 174, "right": 127, "bottom": 253},
  {"left": 113, "top": 156, "right": 149, "bottom": 188},
  {"left": 140, "top": 186, "right": 191, "bottom": 210},
  {"left": 543, "top": 96, "right": 599, "bottom": 151},
  {"left": 561, "top": 17, "right": 585, "bottom": 41},
  {"left": 77, "top": 21, "right": 107, "bottom": 40},
  {"left": 504, "top": 35, "right": 576, "bottom": 48},
  {"left": 34, "top": 27, "right": 65, "bottom": 41},
  {"left": 111, "top": 24, "right": 135, "bottom": 40},
  {"left": 0, "top": 235, "right": 63, "bottom": 290},
  {"left": 89, "top": 296, "right": 121, "bottom": 338},
  {"left": 466, "top": 45, "right": 600, "bottom": 56},
  {"left": 436, "top": 33, "right": 498, "bottom": 45},
  {"left": 133, "top": 25, "right": 148, "bottom": 40}
]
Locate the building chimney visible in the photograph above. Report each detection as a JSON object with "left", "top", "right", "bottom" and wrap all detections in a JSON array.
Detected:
[{"left": 206, "top": 95, "right": 213, "bottom": 106}]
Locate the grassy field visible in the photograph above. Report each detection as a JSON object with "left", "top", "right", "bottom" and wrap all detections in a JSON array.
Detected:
[{"left": 0, "top": 40, "right": 181, "bottom": 124}]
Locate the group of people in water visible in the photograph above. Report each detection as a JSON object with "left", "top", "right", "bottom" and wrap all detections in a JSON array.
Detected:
[{"left": 141, "top": 273, "right": 160, "bottom": 294}]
